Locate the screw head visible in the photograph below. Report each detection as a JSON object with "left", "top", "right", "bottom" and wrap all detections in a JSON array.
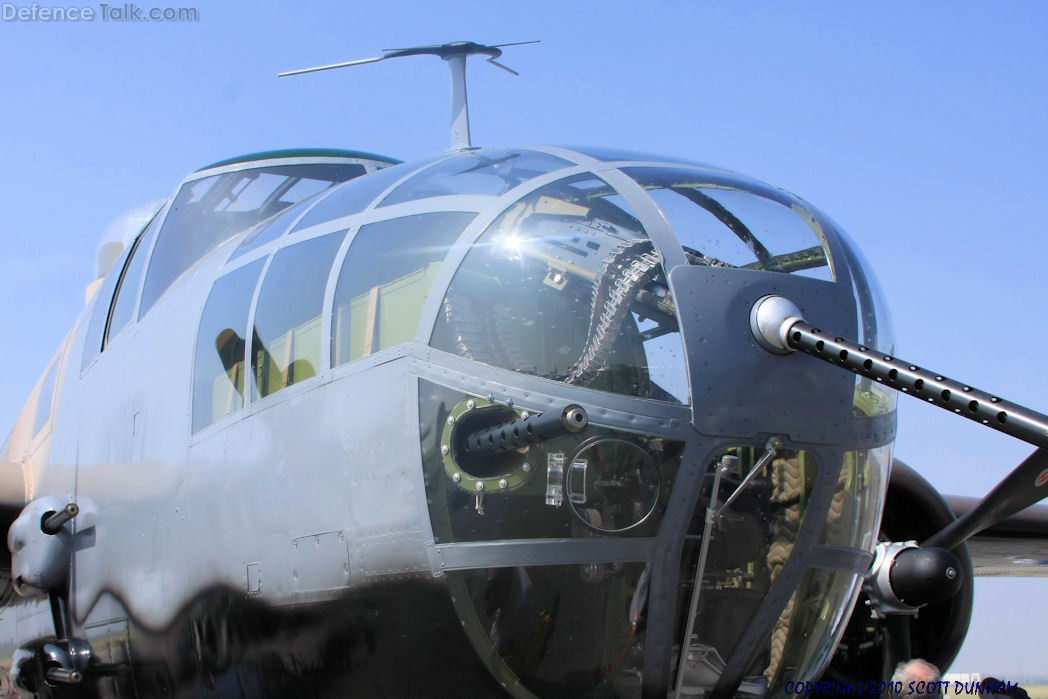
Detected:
[
  {"left": 447, "top": 416, "right": 455, "bottom": 425},
  {"left": 476, "top": 481, "right": 485, "bottom": 491},
  {"left": 452, "top": 473, "right": 461, "bottom": 483},
  {"left": 945, "top": 567, "right": 957, "bottom": 580},
  {"left": 466, "top": 400, "right": 475, "bottom": 409},
  {"left": 522, "top": 463, "right": 531, "bottom": 472},
  {"left": 441, "top": 444, "right": 449, "bottom": 455},
  {"left": 499, "top": 479, "right": 508, "bottom": 489},
  {"left": 521, "top": 410, "right": 530, "bottom": 420}
]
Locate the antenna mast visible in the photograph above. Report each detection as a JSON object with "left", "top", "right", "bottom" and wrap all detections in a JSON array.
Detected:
[{"left": 279, "top": 40, "right": 539, "bottom": 151}]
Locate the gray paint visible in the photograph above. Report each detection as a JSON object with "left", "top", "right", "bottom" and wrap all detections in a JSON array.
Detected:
[{"left": 0, "top": 146, "right": 904, "bottom": 697}]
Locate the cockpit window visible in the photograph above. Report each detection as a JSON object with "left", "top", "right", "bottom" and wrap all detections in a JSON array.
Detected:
[
  {"left": 252, "top": 232, "right": 345, "bottom": 400},
  {"left": 139, "top": 163, "right": 366, "bottom": 318},
  {"left": 192, "top": 259, "right": 264, "bottom": 432},
  {"left": 227, "top": 204, "right": 303, "bottom": 262},
  {"left": 223, "top": 173, "right": 283, "bottom": 211},
  {"left": 280, "top": 176, "right": 332, "bottom": 202},
  {"left": 379, "top": 149, "right": 572, "bottom": 206},
  {"left": 225, "top": 176, "right": 353, "bottom": 263},
  {"left": 624, "top": 167, "right": 833, "bottom": 281},
  {"left": 331, "top": 212, "right": 476, "bottom": 367},
  {"left": 431, "top": 174, "right": 690, "bottom": 404},
  {"left": 32, "top": 358, "right": 59, "bottom": 436},
  {"left": 105, "top": 213, "right": 161, "bottom": 346},
  {"left": 292, "top": 157, "right": 447, "bottom": 234}
]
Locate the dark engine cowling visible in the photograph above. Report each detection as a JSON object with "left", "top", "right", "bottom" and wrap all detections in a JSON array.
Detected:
[{"left": 825, "top": 459, "right": 974, "bottom": 681}]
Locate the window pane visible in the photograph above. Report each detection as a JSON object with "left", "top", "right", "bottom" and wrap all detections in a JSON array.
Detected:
[
  {"left": 419, "top": 380, "right": 686, "bottom": 544},
  {"left": 448, "top": 564, "right": 648, "bottom": 696},
  {"left": 379, "top": 149, "right": 572, "bottom": 206},
  {"left": 82, "top": 243, "right": 132, "bottom": 371},
  {"left": 223, "top": 173, "right": 290, "bottom": 212},
  {"left": 624, "top": 167, "right": 832, "bottom": 280},
  {"left": 291, "top": 158, "right": 446, "bottom": 233},
  {"left": 281, "top": 177, "right": 331, "bottom": 202},
  {"left": 431, "top": 175, "right": 689, "bottom": 403},
  {"left": 332, "top": 212, "right": 476, "bottom": 366},
  {"left": 227, "top": 205, "right": 301, "bottom": 262},
  {"left": 106, "top": 216, "right": 160, "bottom": 344},
  {"left": 33, "top": 359, "right": 59, "bottom": 435},
  {"left": 140, "top": 163, "right": 365, "bottom": 318},
  {"left": 192, "top": 259, "right": 264, "bottom": 432},
  {"left": 252, "top": 232, "right": 345, "bottom": 399}
]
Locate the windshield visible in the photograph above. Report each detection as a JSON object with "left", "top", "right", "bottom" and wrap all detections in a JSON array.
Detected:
[{"left": 139, "top": 162, "right": 367, "bottom": 317}]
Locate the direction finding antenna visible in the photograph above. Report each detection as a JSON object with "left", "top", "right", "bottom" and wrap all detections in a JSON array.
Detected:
[{"left": 279, "top": 40, "right": 540, "bottom": 151}]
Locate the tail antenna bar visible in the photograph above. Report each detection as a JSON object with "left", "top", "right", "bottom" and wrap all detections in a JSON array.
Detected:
[{"left": 279, "top": 40, "right": 539, "bottom": 151}]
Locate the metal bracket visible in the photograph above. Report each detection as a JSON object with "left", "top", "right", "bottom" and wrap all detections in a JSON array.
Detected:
[
  {"left": 716, "top": 437, "right": 782, "bottom": 516},
  {"left": 425, "top": 542, "right": 447, "bottom": 578}
]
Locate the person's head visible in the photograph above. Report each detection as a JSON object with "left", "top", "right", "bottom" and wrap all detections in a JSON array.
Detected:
[
  {"left": 891, "top": 659, "right": 942, "bottom": 696},
  {"left": 979, "top": 676, "right": 1030, "bottom": 698},
  {"left": 979, "top": 677, "right": 1002, "bottom": 696}
]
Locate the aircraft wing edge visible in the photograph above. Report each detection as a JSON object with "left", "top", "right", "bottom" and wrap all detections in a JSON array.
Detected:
[{"left": 944, "top": 494, "right": 1048, "bottom": 577}]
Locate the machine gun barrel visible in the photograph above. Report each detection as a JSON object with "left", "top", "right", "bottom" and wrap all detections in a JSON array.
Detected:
[
  {"left": 749, "top": 294, "right": 1048, "bottom": 449},
  {"left": 45, "top": 667, "right": 83, "bottom": 684},
  {"left": 41, "top": 503, "right": 79, "bottom": 535},
  {"left": 785, "top": 321, "right": 1048, "bottom": 449},
  {"left": 460, "top": 405, "right": 589, "bottom": 458}
]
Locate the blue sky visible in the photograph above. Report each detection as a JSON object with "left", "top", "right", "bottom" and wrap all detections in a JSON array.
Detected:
[{"left": 1, "top": 0, "right": 1046, "bottom": 678}]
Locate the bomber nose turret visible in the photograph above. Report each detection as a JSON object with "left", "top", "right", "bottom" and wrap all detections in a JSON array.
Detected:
[{"left": 308, "top": 145, "right": 897, "bottom": 697}]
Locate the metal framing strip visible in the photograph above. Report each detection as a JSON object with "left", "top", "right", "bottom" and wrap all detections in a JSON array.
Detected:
[{"left": 430, "top": 537, "right": 658, "bottom": 573}]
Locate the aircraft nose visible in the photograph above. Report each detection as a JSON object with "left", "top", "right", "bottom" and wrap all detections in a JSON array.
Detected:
[{"left": 351, "top": 146, "right": 898, "bottom": 696}]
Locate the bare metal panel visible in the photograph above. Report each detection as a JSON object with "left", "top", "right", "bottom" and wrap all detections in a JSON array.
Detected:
[{"left": 289, "top": 531, "right": 350, "bottom": 595}]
